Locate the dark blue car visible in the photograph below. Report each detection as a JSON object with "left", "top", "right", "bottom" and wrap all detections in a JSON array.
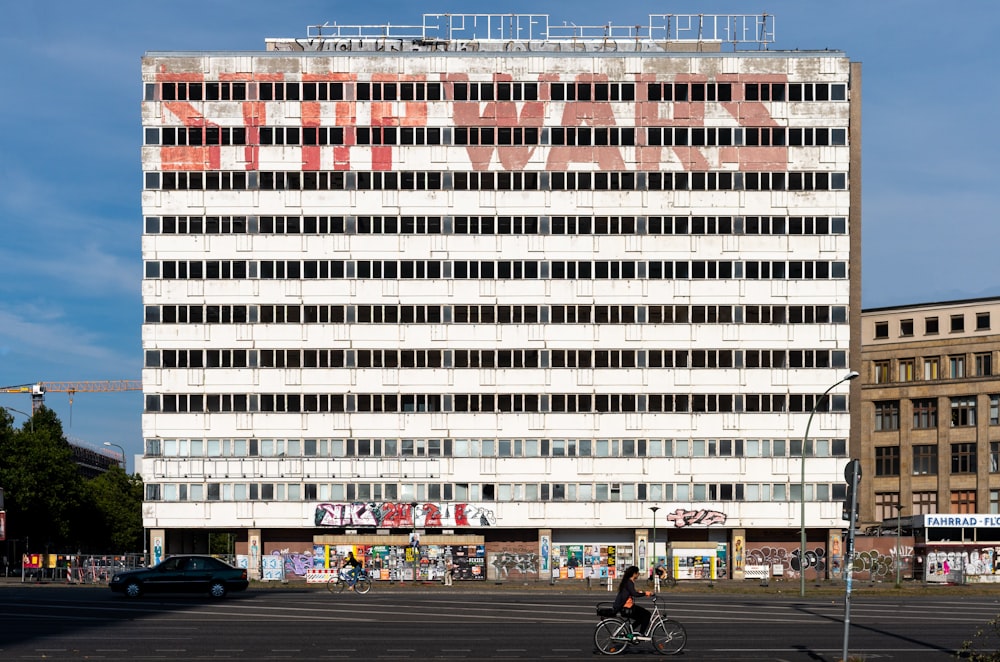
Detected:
[{"left": 110, "top": 554, "right": 248, "bottom": 598}]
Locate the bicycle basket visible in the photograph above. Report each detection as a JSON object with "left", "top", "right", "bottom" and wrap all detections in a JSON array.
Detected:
[{"left": 595, "top": 602, "right": 617, "bottom": 618}]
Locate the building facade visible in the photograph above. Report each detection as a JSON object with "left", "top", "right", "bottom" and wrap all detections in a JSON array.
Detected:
[
  {"left": 140, "top": 13, "right": 861, "bottom": 582},
  {"left": 861, "top": 298, "right": 1000, "bottom": 527}
]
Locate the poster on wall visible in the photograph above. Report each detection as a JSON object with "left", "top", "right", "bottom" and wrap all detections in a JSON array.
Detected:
[
  {"left": 549, "top": 544, "right": 630, "bottom": 580},
  {"left": 715, "top": 543, "right": 727, "bottom": 579},
  {"left": 261, "top": 555, "right": 283, "bottom": 581},
  {"left": 673, "top": 549, "right": 717, "bottom": 580}
]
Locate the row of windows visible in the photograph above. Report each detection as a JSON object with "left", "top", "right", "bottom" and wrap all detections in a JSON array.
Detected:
[
  {"left": 144, "top": 259, "right": 849, "bottom": 281},
  {"left": 144, "top": 303, "right": 849, "bottom": 325},
  {"left": 145, "top": 436, "right": 848, "bottom": 459},
  {"left": 146, "top": 170, "right": 849, "bottom": 192},
  {"left": 149, "top": 124, "right": 848, "bottom": 149},
  {"left": 874, "top": 490, "right": 998, "bottom": 519},
  {"left": 144, "top": 392, "right": 849, "bottom": 414},
  {"left": 145, "top": 347, "right": 847, "bottom": 370},
  {"left": 872, "top": 395, "right": 1000, "bottom": 431},
  {"left": 148, "top": 481, "right": 851, "bottom": 503},
  {"left": 145, "top": 214, "right": 848, "bottom": 236},
  {"left": 874, "top": 441, "right": 1000, "bottom": 477},
  {"left": 647, "top": 171, "right": 847, "bottom": 191},
  {"left": 872, "top": 311, "right": 992, "bottom": 341},
  {"left": 871, "top": 351, "right": 995, "bottom": 385},
  {"left": 150, "top": 80, "right": 847, "bottom": 104},
  {"left": 647, "top": 126, "right": 846, "bottom": 148},
  {"left": 144, "top": 480, "right": 848, "bottom": 504}
]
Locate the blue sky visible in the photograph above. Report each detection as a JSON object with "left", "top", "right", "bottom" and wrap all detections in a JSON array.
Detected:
[{"left": 2, "top": 0, "right": 999, "bottom": 460}]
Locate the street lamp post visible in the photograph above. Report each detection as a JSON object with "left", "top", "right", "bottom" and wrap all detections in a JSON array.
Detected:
[
  {"left": 800, "top": 370, "right": 859, "bottom": 598},
  {"left": 5, "top": 407, "right": 33, "bottom": 433},
  {"left": 410, "top": 501, "right": 419, "bottom": 582},
  {"left": 650, "top": 506, "right": 660, "bottom": 592},
  {"left": 104, "top": 442, "right": 127, "bottom": 473},
  {"left": 894, "top": 504, "right": 903, "bottom": 588}
]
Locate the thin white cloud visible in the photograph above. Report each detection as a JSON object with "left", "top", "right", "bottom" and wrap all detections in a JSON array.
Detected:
[{"left": 0, "top": 306, "right": 134, "bottom": 366}]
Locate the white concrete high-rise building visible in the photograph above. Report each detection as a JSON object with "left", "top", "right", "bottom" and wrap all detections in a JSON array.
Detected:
[{"left": 140, "top": 13, "right": 861, "bottom": 582}]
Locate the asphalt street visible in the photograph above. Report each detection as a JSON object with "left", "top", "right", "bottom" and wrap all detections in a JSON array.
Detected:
[{"left": 0, "top": 582, "right": 994, "bottom": 660}]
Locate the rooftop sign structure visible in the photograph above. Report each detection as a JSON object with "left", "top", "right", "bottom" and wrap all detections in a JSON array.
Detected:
[{"left": 266, "top": 13, "right": 775, "bottom": 53}]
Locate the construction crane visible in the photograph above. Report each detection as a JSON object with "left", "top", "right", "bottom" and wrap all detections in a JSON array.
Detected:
[{"left": 0, "top": 381, "right": 142, "bottom": 414}]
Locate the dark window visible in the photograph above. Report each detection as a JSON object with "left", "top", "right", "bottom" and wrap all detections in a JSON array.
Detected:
[
  {"left": 912, "top": 398, "right": 938, "bottom": 429},
  {"left": 875, "top": 446, "right": 900, "bottom": 476},
  {"left": 874, "top": 401, "right": 900, "bottom": 431},
  {"left": 951, "top": 442, "right": 977, "bottom": 474},
  {"left": 913, "top": 445, "right": 938, "bottom": 475}
]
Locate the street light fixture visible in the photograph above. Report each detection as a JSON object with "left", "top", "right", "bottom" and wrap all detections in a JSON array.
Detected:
[
  {"left": 800, "top": 370, "right": 859, "bottom": 598},
  {"left": 104, "top": 442, "right": 127, "bottom": 473},
  {"left": 649, "top": 506, "right": 660, "bottom": 591},
  {"left": 4, "top": 406, "right": 33, "bottom": 433}
]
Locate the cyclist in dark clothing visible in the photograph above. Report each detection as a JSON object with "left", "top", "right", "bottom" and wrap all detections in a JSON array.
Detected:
[
  {"left": 612, "top": 565, "right": 652, "bottom": 634},
  {"left": 342, "top": 551, "right": 362, "bottom": 581}
]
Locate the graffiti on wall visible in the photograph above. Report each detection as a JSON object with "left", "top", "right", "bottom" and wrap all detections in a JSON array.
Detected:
[
  {"left": 491, "top": 551, "right": 539, "bottom": 578},
  {"left": 745, "top": 545, "right": 827, "bottom": 578},
  {"left": 273, "top": 547, "right": 322, "bottom": 577},
  {"left": 314, "top": 502, "right": 496, "bottom": 528},
  {"left": 850, "top": 550, "right": 893, "bottom": 579},
  {"left": 665, "top": 509, "right": 727, "bottom": 528},
  {"left": 925, "top": 549, "right": 1000, "bottom": 582}
]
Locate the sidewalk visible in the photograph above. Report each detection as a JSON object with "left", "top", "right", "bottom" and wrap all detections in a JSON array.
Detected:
[{"left": 2, "top": 574, "right": 984, "bottom": 597}]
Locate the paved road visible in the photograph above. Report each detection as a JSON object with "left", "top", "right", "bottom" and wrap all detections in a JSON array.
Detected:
[{"left": 0, "top": 585, "right": 989, "bottom": 660}]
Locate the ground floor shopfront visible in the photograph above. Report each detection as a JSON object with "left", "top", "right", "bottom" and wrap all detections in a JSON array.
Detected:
[{"left": 146, "top": 523, "right": 851, "bottom": 584}]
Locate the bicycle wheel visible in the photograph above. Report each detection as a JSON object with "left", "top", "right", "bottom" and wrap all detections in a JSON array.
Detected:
[
  {"left": 651, "top": 619, "right": 686, "bottom": 655},
  {"left": 664, "top": 575, "right": 678, "bottom": 589},
  {"left": 327, "top": 576, "right": 345, "bottom": 593},
  {"left": 353, "top": 576, "right": 372, "bottom": 594},
  {"left": 594, "top": 618, "right": 630, "bottom": 655}
]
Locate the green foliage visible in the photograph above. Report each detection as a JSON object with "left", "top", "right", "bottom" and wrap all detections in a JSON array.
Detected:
[
  {"left": 960, "top": 613, "right": 1000, "bottom": 661},
  {"left": 0, "top": 406, "right": 142, "bottom": 552},
  {"left": 83, "top": 466, "right": 144, "bottom": 551},
  {"left": 209, "top": 532, "right": 236, "bottom": 556}
]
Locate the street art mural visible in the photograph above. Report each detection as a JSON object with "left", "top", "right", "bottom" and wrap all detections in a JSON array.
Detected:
[
  {"left": 733, "top": 535, "right": 745, "bottom": 572},
  {"left": 490, "top": 551, "right": 539, "bottom": 579},
  {"left": 154, "top": 68, "right": 797, "bottom": 181},
  {"left": 665, "top": 508, "right": 727, "bottom": 528},
  {"left": 314, "top": 502, "right": 496, "bottom": 528}
]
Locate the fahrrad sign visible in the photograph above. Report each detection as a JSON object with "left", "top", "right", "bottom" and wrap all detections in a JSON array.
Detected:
[{"left": 924, "top": 514, "right": 1000, "bottom": 528}]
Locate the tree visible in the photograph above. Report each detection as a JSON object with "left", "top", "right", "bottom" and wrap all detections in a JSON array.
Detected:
[
  {"left": 83, "top": 465, "right": 143, "bottom": 552},
  {"left": 0, "top": 407, "right": 85, "bottom": 550}
]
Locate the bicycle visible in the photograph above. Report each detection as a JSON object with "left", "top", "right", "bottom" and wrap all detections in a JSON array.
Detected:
[
  {"left": 647, "top": 569, "right": 678, "bottom": 590},
  {"left": 327, "top": 568, "right": 373, "bottom": 594},
  {"left": 593, "top": 594, "right": 686, "bottom": 656}
]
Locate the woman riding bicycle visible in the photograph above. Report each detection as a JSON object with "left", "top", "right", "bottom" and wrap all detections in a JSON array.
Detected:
[
  {"left": 612, "top": 565, "right": 652, "bottom": 635},
  {"left": 342, "top": 551, "right": 362, "bottom": 582}
]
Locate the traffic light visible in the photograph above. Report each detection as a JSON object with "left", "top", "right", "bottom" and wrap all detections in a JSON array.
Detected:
[
  {"left": 842, "top": 459, "right": 861, "bottom": 522},
  {"left": 842, "top": 485, "right": 859, "bottom": 521}
]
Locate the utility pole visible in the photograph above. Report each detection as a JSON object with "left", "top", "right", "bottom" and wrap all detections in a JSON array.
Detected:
[{"left": 842, "top": 458, "right": 861, "bottom": 662}]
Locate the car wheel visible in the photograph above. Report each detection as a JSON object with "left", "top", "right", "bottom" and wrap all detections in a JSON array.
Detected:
[
  {"left": 209, "top": 581, "right": 227, "bottom": 598},
  {"left": 125, "top": 581, "right": 142, "bottom": 598}
]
